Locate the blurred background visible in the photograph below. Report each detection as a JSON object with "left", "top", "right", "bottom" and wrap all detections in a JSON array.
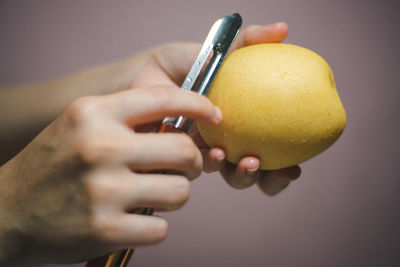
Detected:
[{"left": 1, "top": 0, "right": 399, "bottom": 266}]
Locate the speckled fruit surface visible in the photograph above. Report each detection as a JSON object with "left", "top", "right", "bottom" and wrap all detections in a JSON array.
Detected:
[{"left": 198, "top": 43, "right": 346, "bottom": 170}]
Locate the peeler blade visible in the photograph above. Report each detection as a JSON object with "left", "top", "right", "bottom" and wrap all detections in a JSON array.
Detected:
[
  {"left": 164, "top": 13, "right": 242, "bottom": 130},
  {"left": 181, "top": 13, "right": 242, "bottom": 92}
]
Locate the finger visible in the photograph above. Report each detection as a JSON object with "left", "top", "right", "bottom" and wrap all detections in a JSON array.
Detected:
[
  {"left": 151, "top": 42, "right": 202, "bottom": 86},
  {"left": 271, "top": 165, "right": 302, "bottom": 180},
  {"left": 201, "top": 147, "right": 226, "bottom": 173},
  {"left": 99, "top": 213, "right": 169, "bottom": 247},
  {"left": 232, "top": 22, "right": 288, "bottom": 51},
  {"left": 219, "top": 157, "right": 261, "bottom": 189},
  {"left": 257, "top": 166, "right": 301, "bottom": 195},
  {"left": 104, "top": 85, "right": 222, "bottom": 126},
  {"left": 119, "top": 174, "right": 190, "bottom": 212},
  {"left": 79, "top": 131, "right": 203, "bottom": 180},
  {"left": 236, "top": 156, "right": 261, "bottom": 174},
  {"left": 188, "top": 124, "right": 226, "bottom": 173},
  {"left": 87, "top": 167, "right": 189, "bottom": 211},
  {"left": 148, "top": 23, "right": 288, "bottom": 88},
  {"left": 130, "top": 133, "right": 203, "bottom": 180}
]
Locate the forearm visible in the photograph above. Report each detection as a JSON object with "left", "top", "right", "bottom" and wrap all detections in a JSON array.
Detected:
[
  {"left": 0, "top": 54, "right": 145, "bottom": 164},
  {"left": 1, "top": 58, "right": 135, "bottom": 136}
]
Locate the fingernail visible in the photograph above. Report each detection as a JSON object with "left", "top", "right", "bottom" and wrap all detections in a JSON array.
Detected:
[
  {"left": 214, "top": 106, "right": 223, "bottom": 123},
  {"left": 214, "top": 150, "right": 225, "bottom": 162},
  {"left": 248, "top": 158, "right": 258, "bottom": 166},
  {"left": 245, "top": 167, "right": 258, "bottom": 176}
]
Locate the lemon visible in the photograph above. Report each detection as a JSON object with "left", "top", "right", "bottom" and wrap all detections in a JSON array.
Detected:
[{"left": 198, "top": 43, "right": 346, "bottom": 170}]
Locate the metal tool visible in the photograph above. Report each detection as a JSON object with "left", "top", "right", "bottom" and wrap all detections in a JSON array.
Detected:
[{"left": 86, "top": 13, "right": 242, "bottom": 267}]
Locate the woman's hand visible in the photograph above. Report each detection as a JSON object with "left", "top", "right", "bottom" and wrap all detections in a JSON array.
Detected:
[
  {"left": 126, "top": 22, "right": 301, "bottom": 195},
  {"left": 0, "top": 85, "right": 221, "bottom": 266},
  {"left": 0, "top": 22, "right": 300, "bottom": 196}
]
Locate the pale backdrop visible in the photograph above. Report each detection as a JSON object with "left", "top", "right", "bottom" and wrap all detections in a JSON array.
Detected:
[{"left": 0, "top": 0, "right": 399, "bottom": 266}]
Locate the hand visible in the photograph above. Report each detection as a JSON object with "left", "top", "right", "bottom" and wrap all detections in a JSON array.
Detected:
[
  {"left": 124, "top": 22, "right": 301, "bottom": 195},
  {"left": 0, "top": 86, "right": 221, "bottom": 266},
  {"left": 0, "top": 22, "right": 301, "bottom": 196}
]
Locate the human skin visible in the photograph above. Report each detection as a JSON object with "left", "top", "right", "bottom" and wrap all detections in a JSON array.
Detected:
[{"left": 0, "top": 23, "right": 300, "bottom": 266}]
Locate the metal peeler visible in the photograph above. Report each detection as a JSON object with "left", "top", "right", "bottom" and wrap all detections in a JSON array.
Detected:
[{"left": 86, "top": 13, "right": 242, "bottom": 267}]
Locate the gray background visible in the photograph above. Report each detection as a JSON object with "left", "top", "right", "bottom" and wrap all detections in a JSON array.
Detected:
[{"left": 1, "top": 0, "right": 399, "bottom": 266}]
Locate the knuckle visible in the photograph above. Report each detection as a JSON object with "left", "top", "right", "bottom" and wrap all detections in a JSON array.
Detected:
[
  {"left": 169, "top": 177, "right": 190, "bottom": 208},
  {"left": 88, "top": 214, "right": 117, "bottom": 242},
  {"left": 176, "top": 135, "right": 198, "bottom": 165},
  {"left": 187, "top": 163, "right": 202, "bottom": 181},
  {"left": 148, "top": 219, "right": 168, "bottom": 244},
  {"left": 86, "top": 173, "right": 117, "bottom": 201},
  {"left": 66, "top": 96, "right": 100, "bottom": 126},
  {"left": 76, "top": 134, "right": 115, "bottom": 164},
  {"left": 181, "top": 147, "right": 198, "bottom": 166}
]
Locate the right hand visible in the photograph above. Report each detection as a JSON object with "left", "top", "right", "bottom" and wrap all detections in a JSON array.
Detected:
[
  {"left": 0, "top": 85, "right": 222, "bottom": 266},
  {"left": 147, "top": 23, "right": 301, "bottom": 195}
]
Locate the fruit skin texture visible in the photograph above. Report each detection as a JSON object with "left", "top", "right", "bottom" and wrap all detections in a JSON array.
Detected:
[{"left": 198, "top": 43, "right": 346, "bottom": 170}]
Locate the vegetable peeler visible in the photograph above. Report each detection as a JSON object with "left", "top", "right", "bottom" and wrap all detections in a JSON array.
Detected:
[{"left": 86, "top": 13, "right": 242, "bottom": 267}]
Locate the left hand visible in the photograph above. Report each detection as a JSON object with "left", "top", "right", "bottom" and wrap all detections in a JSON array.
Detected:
[{"left": 111, "top": 23, "right": 301, "bottom": 195}]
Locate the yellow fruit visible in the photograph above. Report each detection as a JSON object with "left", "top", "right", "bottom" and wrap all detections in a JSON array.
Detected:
[{"left": 198, "top": 43, "right": 346, "bottom": 170}]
